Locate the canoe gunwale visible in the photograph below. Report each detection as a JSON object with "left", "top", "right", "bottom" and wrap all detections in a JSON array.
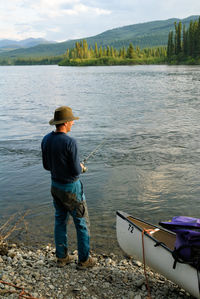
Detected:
[
  {"left": 159, "top": 222, "right": 200, "bottom": 231},
  {"left": 116, "top": 210, "right": 174, "bottom": 254}
]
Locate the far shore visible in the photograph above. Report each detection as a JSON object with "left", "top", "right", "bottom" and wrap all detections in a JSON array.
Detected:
[{"left": 0, "top": 56, "right": 200, "bottom": 66}]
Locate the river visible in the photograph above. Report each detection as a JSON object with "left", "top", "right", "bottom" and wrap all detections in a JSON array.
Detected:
[{"left": 0, "top": 65, "right": 200, "bottom": 253}]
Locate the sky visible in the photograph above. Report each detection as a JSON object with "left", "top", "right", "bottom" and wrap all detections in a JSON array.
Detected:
[{"left": 0, "top": 0, "right": 200, "bottom": 42}]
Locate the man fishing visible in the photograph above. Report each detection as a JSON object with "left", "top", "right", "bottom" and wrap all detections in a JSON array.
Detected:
[{"left": 41, "top": 106, "right": 97, "bottom": 269}]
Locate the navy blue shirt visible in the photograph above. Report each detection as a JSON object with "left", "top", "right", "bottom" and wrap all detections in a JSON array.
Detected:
[{"left": 41, "top": 131, "right": 82, "bottom": 184}]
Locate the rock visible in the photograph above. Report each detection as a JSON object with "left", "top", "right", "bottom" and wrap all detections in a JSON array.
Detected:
[
  {"left": 141, "top": 284, "right": 146, "bottom": 291},
  {"left": 16, "top": 253, "right": 23, "bottom": 261},
  {"left": 128, "top": 291, "right": 135, "bottom": 299},
  {"left": 105, "top": 258, "right": 113, "bottom": 265},
  {"left": 70, "top": 281, "right": 76, "bottom": 286},
  {"left": 35, "top": 260, "right": 44, "bottom": 266},
  {"left": 135, "top": 278, "right": 145, "bottom": 288},
  {"left": 102, "top": 282, "right": 110, "bottom": 288},
  {"left": 135, "top": 261, "right": 142, "bottom": 267},
  {"left": 0, "top": 243, "right": 193, "bottom": 299},
  {"left": 72, "top": 288, "right": 81, "bottom": 292},
  {"left": 0, "top": 270, "right": 3, "bottom": 280},
  {"left": 8, "top": 249, "right": 16, "bottom": 258}
]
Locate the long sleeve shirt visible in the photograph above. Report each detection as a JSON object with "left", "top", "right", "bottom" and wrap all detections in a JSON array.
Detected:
[{"left": 41, "top": 131, "right": 82, "bottom": 184}]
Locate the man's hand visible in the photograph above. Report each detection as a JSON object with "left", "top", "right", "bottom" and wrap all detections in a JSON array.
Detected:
[{"left": 80, "top": 163, "right": 87, "bottom": 173}]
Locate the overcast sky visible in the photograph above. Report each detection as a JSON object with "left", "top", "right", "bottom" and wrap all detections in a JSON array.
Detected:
[{"left": 1, "top": 0, "right": 200, "bottom": 42}]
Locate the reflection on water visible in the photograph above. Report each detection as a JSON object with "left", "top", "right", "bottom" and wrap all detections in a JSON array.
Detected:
[{"left": 0, "top": 65, "right": 200, "bottom": 253}]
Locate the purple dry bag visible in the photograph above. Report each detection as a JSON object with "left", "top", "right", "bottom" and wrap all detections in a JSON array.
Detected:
[{"left": 159, "top": 216, "right": 200, "bottom": 269}]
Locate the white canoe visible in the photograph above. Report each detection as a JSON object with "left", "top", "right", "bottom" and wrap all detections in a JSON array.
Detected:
[{"left": 116, "top": 211, "right": 200, "bottom": 299}]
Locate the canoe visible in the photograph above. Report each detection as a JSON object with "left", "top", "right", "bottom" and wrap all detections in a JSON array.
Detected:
[{"left": 116, "top": 211, "right": 200, "bottom": 299}]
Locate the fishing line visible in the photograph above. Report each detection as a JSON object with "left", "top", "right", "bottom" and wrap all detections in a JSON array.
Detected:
[
  {"left": 82, "top": 138, "right": 107, "bottom": 164},
  {"left": 81, "top": 138, "right": 107, "bottom": 172}
]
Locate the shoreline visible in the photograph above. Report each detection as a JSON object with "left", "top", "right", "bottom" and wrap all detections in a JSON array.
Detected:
[
  {"left": 0, "top": 58, "right": 200, "bottom": 66},
  {"left": 0, "top": 242, "right": 194, "bottom": 299}
]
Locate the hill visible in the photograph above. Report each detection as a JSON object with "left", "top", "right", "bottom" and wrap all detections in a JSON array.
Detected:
[
  {"left": 0, "top": 38, "right": 56, "bottom": 53},
  {"left": 0, "top": 15, "right": 199, "bottom": 59}
]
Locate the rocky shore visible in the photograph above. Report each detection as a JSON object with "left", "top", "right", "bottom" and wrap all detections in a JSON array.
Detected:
[{"left": 0, "top": 242, "right": 194, "bottom": 299}]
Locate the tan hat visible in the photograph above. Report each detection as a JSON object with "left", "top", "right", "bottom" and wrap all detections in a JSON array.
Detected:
[{"left": 49, "top": 106, "right": 79, "bottom": 125}]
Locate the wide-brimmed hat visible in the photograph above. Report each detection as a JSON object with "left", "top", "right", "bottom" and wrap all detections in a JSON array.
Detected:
[{"left": 49, "top": 106, "right": 79, "bottom": 125}]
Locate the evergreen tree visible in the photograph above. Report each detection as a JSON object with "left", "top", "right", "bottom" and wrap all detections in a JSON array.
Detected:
[
  {"left": 177, "top": 22, "right": 182, "bottom": 54},
  {"left": 183, "top": 25, "right": 188, "bottom": 56},
  {"left": 99, "top": 46, "right": 103, "bottom": 58},
  {"left": 94, "top": 42, "right": 98, "bottom": 58},
  {"left": 197, "top": 17, "right": 200, "bottom": 56},
  {"left": 75, "top": 42, "right": 80, "bottom": 58},
  {"left": 83, "top": 40, "right": 88, "bottom": 58},
  {"left": 167, "top": 31, "right": 174, "bottom": 58},
  {"left": 110, "top": 46, "right": 115, "bottom": 57},
  {"left": 188, "top": 21, "right": 195, "bottom": 56},
  {"left": 174, "top": 22, "right": 178, "bottom": 55},
  {"left": 89, "top": 46, "right": 94, "bottom": 58},
  {"left": 65, "top": 49, "right": 70, "bottom": 59},
  {"left": 119, "top": 46, "right": 126, "bottom": 58},
  {"left": 114, "top": 48, "right": 118, "bottom": 57},
  {"left": 126, "top": 43, "right": 135, "bottom": 58},
  {"left": 103, "top": 47, "right": 107, "bottom": 57},
  {"left": 194, "top": 18, "right": 200, "bottom": 57},
  {"left": 106, "top": 46, "right": 111, "bottom": 57}
]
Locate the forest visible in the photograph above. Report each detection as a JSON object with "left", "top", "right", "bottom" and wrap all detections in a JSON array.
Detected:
[
  {"left": 59, "top": 41, "right": 167, "bottom": 66},
  {"left": 167, "top": 17, "right": 200, "bottom": 64}
]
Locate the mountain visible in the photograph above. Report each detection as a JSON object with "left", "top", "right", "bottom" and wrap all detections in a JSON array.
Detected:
[
  {"left": 0, "top": 38, "right": 56, "bottom": 53},
  {"left": 0, "top": 15, "right": 199, "bottom": 58}
]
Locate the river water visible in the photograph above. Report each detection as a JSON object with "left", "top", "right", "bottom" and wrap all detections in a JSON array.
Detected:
[{"left": 0, "top": 65, "right": 200, "bottom": 254}]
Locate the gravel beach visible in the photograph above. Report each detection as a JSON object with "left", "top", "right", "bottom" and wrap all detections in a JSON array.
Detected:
[{"left": 0, "top": 242, "right": 195, "bottom": 299}]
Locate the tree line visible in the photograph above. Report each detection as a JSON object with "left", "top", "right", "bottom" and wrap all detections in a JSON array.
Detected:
[
  {"left": 63, "top": 40, "right": 166, "bottom": 61},
  {"left": 0, "top": 55, "right": 64, "bottom": 66},
  {"left": 167, "top": 17, "right": 200, "bottom": 62}
]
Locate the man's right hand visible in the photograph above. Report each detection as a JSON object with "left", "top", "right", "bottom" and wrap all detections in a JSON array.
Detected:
[{"left": 80, "top": 163, "right": 87, "bottom": 173}]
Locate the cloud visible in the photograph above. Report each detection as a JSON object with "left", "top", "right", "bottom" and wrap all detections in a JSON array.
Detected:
[
  {"left": 0, "top": 0, "right": 111, "bottom": 40},
  {"left": 62, "top": 4, "right": 111, "bottom": 16},
  {"left": 30, "top": 0, "right": 111, "bottom": 18},
  {"left": 0, "top": 0, "right": 200, "bottom": 41}
]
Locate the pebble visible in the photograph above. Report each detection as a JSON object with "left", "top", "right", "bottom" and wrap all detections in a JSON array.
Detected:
[
  {"left": 0, "top": 242, "right": 194, "bottom": 299},
  {"left": 135, "top": 278, "right": 145, "bottom": 288},
  {"left": 128, "top": 291, "right": 134, "bottom": 299}
]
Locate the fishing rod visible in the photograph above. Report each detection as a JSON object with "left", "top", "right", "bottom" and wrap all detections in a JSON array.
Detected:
[
  {"left": 22, "top": 139, "right": 107, "bottom": 211},
  {"left": 81, "top": 139, "right": 106, "bottom": 172}
]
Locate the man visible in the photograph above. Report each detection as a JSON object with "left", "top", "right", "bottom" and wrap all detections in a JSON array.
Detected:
[{"left": 41, "top": 106, "right": 97, "bottom": 269}]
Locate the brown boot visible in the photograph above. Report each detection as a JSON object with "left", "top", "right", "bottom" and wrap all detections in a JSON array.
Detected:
[
  {"left": 76, "top": 256, "right": 97, "bottom": 270},
  {"left": 57, "top": 255, "right": 76, "bottom": 267}
]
